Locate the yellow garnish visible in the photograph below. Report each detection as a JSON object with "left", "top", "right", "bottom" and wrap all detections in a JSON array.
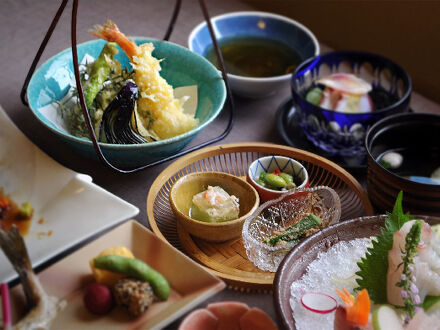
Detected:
[{"left": 89, "top": 246, "right": 134, "bottom": 286}]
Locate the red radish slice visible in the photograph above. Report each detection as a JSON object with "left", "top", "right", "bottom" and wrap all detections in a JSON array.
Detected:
[
  {"left": 178, "top": 309, "right": 218, "bottom": 330},
  {"left": 301, "top": 292, "right": 338, "bottom": 314}
]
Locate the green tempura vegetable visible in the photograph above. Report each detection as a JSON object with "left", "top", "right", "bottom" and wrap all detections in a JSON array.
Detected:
[
  {"left": 266, "top": 213, "right": 322, "bottom": 246},
  {"left": 84, "top": 42, "right": 119, "bottom": 108},
  {"left": 93, "top": 255, "right": 170, "bottom": 300}
]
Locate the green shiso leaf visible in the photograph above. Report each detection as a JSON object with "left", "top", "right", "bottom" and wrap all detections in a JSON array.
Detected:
[
  {"left": 386, "top": 191, "right": 412, "bottom": 233},
  {"left": 355, "top": 191, "right": 412, "bottom": 303},
  {"left": 423, "top": 295, "right": 440, "bottom": 311}
]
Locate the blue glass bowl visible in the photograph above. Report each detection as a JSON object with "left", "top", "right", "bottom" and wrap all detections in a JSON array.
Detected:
[
  {"left": 189, "top": 11, "right": 319, "bottom": 98},
  {"left": 27, "top": 38, "right": 226, "bottom": 167},
  {"left": 291, "top": 51, "right": 412, "bottom": 157}
]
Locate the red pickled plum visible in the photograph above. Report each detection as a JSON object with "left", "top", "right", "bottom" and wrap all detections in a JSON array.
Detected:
[{"left": 83, "top": 283, "right": 114, "bottom": 315}]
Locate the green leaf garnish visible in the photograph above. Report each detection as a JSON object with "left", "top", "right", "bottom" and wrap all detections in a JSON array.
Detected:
[
  {"left": 423, "top": 295, "right": 440, "bottom": 311},
  {"left": 386, "top": 191, "right": 412, "bottom": 233},
  {"left": 355, "top": 191, "right": 412, "bottom": 303}
]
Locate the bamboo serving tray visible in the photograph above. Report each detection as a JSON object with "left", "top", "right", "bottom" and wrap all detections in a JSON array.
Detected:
[{"left": 147, "top": 143, "right": 374, "bottom": 292}]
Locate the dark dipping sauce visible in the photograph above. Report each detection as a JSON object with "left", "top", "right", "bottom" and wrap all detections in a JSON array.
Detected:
[
  {"left": 205, "top": 36, "right": 302, "bottom": 78},
  {"left": 0, "top": 190, "right": 33, "bottom": 235}
]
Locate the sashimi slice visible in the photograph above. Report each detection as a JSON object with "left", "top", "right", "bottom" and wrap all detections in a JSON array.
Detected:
[
  {"left": 239, "top": 307, "right": 278, "bottom": 330},
  {"left": 317, "top": 73, "right": 372, "bottom": 95},
  {"left": 207, "top": 301, "right": 250, "bottom": 330},
  {"left": 359, "top": 93, "right": 374, "bottom": 112},
  {"left": 178, "top": 308, "right": 218, "bottom": 330},
  {"left": 319, "top": 88, "right": 341, "bottom": 110},
  {"left": 406, "top": 310, "right": 440, "bottom": 330},
  {"left": 387, "top": 220, "right": 440, "bottom": 306},
  {"left": 334, "top": 94, "right": 373, "bottom": 113}
]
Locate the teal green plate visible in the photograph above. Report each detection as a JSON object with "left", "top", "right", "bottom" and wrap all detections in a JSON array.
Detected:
[{"left": 27, "top": 38, "right": 226, "bottom": 167}]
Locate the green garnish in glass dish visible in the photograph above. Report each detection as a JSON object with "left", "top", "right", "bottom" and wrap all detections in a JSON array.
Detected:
[{"left": 265, "top": 213, "right": 322, "bottom": 247}]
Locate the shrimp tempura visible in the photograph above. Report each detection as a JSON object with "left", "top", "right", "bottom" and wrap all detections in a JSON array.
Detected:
[{"left": 90, "top": 20, "right": 198, "bottom": 140}]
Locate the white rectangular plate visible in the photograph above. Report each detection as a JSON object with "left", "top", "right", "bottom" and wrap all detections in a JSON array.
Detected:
[
  {"left": 0, "top": 106, "right": 139, "bottom": 282},
  {"left": 8, "top": 220, "right": 225, "bottom": 329}
]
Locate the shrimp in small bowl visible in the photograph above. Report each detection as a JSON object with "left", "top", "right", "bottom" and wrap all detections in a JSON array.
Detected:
[{"left": 26, "top": 20, "right": 226, "bottom": 167}]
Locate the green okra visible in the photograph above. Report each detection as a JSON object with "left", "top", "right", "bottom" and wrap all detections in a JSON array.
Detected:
[
  {"left": 93, "top": 255, "right": 170, "bottom": 300},
  {"left": 266, "top": 213, "right": 322, "bottom": 246}
]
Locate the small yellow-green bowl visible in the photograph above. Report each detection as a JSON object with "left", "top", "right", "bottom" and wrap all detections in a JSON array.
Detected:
[{"left": 170, "top": 172, "right": 260, "bottom": 242}]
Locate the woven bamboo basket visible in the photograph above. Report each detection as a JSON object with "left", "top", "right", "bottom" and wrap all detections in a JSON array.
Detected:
[{"left": 147, "top": 142, "right": 373, "bottom": 292}]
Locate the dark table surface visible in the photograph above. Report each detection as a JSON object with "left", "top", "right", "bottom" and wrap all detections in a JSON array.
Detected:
[{"left": 1, "top": 0, "right": 440, "bottom": 329}]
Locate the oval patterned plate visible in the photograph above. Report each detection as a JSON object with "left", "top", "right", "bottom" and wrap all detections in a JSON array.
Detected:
[{"left": 147, "top": 143, "right": 373, "bottom": 291}]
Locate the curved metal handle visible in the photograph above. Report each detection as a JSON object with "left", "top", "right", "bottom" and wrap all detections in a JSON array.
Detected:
[
  {"left": 20, "top": 0, "right": 68, "bottom": 106},
  {"left": 21, "top": 0, "right": 235, "bottom": 173}
]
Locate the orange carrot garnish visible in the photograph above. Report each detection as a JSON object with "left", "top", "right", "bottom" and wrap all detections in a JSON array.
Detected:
[{"left": 336, "top": 288, "right": 370, "bottom": 326}]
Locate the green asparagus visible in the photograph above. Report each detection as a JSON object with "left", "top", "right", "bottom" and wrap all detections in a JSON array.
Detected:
[
  {"left": 84, "top": 42, "right": 119, "bottom": 108},
  {"left": 266, "top": 213, "right": 322, "bottom": 246}
]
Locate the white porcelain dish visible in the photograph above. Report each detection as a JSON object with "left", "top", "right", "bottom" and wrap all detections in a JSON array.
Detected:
[
  {"left": 247, "top": 155, "right": 309, "bottom": 202},
  {"left": 8, "top": 220, "right": 225, "bottom": 330},
  {"left": 0, "top": 106, "right": 139, "bottom": 282}
]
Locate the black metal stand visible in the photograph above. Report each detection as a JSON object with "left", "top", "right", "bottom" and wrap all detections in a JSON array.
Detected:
[{"left": 20, "top": 0, "right": 234, "bottom": 173}]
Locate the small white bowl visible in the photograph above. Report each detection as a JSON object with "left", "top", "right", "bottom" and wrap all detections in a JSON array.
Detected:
[
  {"left": 247, "top": 155, "right": 309, "bottom": 202},
  {"left": 188, "top": 11, "right": 320, "bottom": 98}
]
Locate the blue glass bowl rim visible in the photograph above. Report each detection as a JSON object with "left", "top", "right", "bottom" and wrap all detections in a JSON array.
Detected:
[
  {"left": 188, "top": 11, "right": 320, "bottom": 82},
  {"left": 27, "top": 37, "right": 226, "bottom": 150},
  {"left": 291, "top": 50, "right": 413, "bottom": 116},
  {"left": 365, "top": 112, "right": 440, "bottom": 188}
]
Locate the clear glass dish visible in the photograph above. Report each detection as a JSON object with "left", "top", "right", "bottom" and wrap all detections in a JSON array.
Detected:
[{"left": 242, "top": 186, "right": 341, "bottom": 272}]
